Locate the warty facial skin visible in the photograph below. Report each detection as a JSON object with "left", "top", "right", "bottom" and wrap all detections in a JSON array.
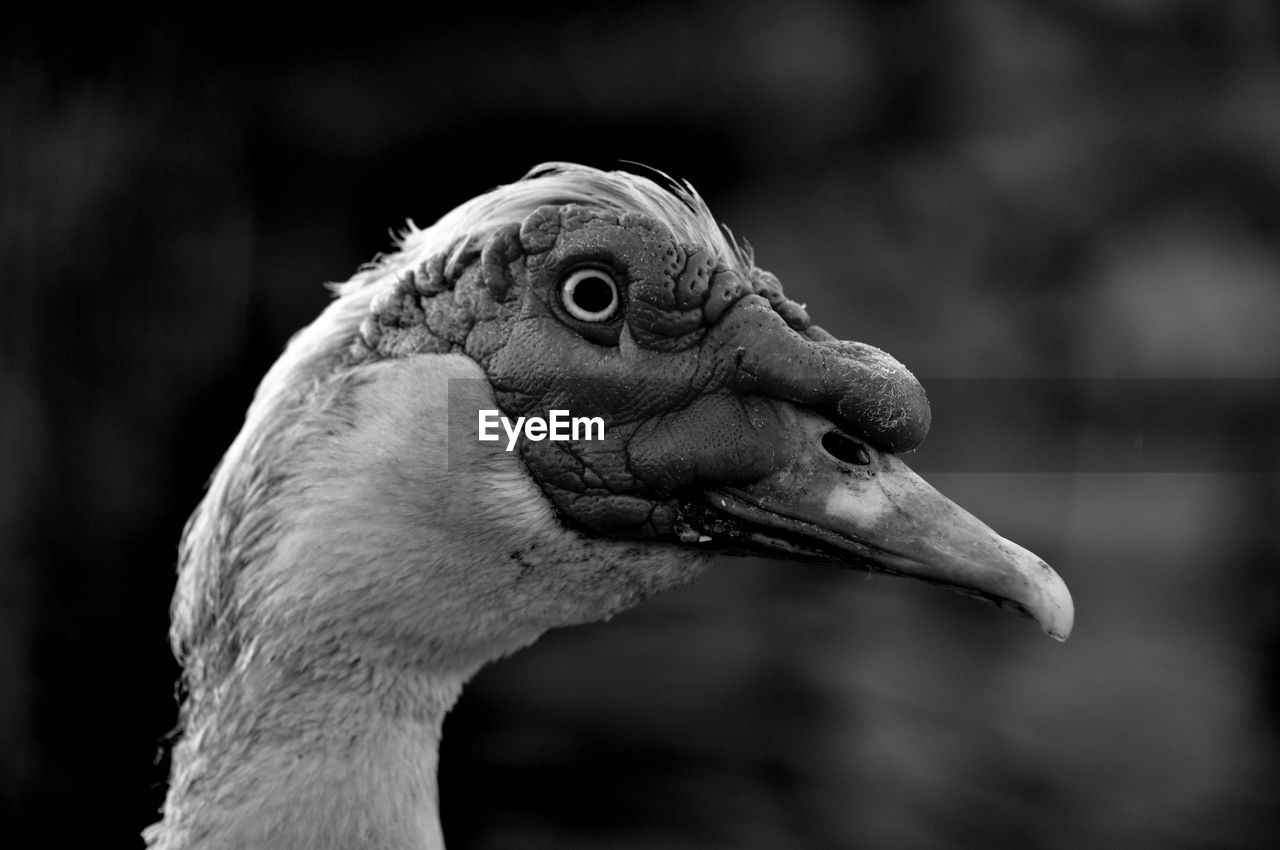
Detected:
[{"left": 146, "top": 163, "right": 1072, "bottom": 850}]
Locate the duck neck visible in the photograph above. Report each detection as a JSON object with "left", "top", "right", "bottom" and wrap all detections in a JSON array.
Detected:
[{"left": 150, "top": 661, "right": 466, "bottom": 850}]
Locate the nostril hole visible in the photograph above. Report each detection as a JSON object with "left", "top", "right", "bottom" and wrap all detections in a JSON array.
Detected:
[{"left": 821, "top": 431, "right": 871, "bottom": 466}]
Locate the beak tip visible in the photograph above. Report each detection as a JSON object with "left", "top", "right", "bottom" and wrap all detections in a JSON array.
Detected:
[{"left": 1037, "top": 576, "right": 1075, "bottom": 642}]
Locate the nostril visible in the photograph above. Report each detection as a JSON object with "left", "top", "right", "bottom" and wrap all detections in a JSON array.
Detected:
[{"left": 821, "top": 431, "right": 871, "bottom": 466}]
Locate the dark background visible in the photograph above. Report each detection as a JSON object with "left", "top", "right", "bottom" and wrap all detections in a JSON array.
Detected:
[{"left": 4, "top": 3, "right": 1280, "bottom": 847}]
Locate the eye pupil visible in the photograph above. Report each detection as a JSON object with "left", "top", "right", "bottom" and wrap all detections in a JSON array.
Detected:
[
  {"left": 561, "top": 268, "right": 620, "bottom": 322},
  {"left": 571, "top": 276, "right": 614, "bottom": 313}
]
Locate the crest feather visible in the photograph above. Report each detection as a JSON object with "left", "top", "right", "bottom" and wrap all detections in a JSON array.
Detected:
[{"left": 338, "top": 162, "right": 744, "bottom": 301}]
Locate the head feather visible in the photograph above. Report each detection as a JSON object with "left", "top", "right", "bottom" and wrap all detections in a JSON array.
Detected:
[
  {"left": 341, "top": 162, "right": 745, "bottom": 299},
  {"left": 173, "top": 163, "right": 740, "bottom": 672}
]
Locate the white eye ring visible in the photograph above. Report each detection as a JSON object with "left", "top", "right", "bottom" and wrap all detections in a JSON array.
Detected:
[{"left": 561, "top": 268, "right": 620, "bottom": 322}]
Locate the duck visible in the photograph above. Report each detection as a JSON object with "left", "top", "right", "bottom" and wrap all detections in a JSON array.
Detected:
[{"left": 144, "top": 162, "right": 1072, "bottom": 849}]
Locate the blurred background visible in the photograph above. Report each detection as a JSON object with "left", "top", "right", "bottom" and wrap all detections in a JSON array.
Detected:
[{"left": 4, "top": 2, "right": 1279, "bottom": 847}]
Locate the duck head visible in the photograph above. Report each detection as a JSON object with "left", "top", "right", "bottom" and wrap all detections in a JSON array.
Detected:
[{"left": 353, "top": 164, "right": 1073, "bottom": 641}]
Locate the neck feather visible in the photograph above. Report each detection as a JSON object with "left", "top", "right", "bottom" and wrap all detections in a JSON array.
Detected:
[
  {"left": 150, "top": 354, "right": 711, "bottom": 848},
  {"left": 148, "top": 659, "right": 463, "bottom": 850}
]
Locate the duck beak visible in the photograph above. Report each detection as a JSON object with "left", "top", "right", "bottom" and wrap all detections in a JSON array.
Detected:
[{"left": 706, "top": 407, "right": 1073, "bottom": 640}]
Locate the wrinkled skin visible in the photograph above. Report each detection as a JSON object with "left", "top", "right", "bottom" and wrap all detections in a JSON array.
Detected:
[
  {"left": 358, "top": 192, "right": 1073, "bottom": 640},
  {"left": 364, "top": 203, "right": 930, "bottom": 542}
]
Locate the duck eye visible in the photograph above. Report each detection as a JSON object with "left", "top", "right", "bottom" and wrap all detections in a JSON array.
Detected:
[{"left": 561, "top": 268, "right": 619, "bottom": 322}]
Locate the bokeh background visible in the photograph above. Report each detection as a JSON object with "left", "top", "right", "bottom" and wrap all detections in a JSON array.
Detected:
[{"left": 4, "top": 2, "right": 1280, "bottom": 847}]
